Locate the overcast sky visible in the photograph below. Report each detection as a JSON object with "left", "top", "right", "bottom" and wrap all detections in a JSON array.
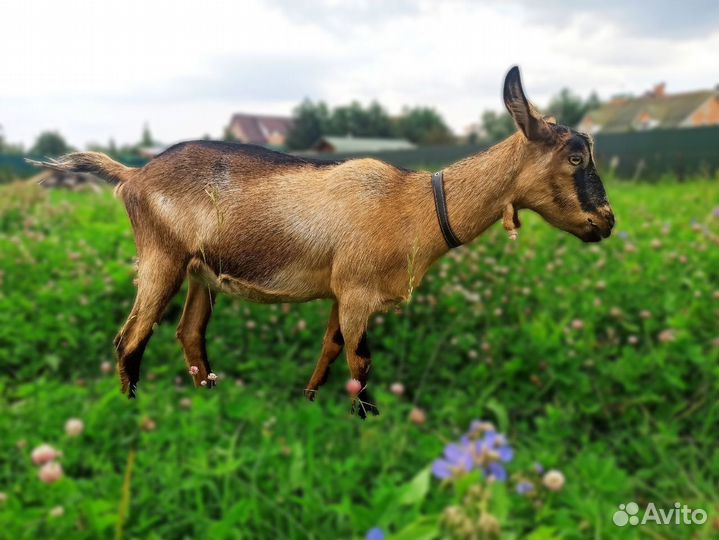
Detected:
[{"left": 1, "top": 0, "right": 717, "bottom": 148}]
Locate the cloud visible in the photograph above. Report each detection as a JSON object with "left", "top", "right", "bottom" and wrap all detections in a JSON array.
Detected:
[
  {"left": 1, "top": 0, "right": 717, "bottom": 147},
  {"left": 510, "top": 0, "right": 719, "bottom": 39},
  {"left": 110, "top": 53, "right": 334, "bottom": 104},
  {"left": 264, "top": 0, "right": 422, "bottom": 34}
]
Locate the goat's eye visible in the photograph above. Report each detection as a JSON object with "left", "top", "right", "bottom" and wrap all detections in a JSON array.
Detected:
[{"left": 568, "top": 155, "right": 582, "bottom": 166}]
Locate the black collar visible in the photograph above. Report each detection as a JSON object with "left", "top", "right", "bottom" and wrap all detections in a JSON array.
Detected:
[{"left": 431, "top": 171, "right": 462, "bottom": 248}]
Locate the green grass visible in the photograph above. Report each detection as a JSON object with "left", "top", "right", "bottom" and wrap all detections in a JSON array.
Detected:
[{"left": 0, "top": 178, "right": 717, "bottom": 540}]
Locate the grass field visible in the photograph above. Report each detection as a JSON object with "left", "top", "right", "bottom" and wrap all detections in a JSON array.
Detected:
[{"left": 0, "top": 177, "right": 717, "bottom": 540}]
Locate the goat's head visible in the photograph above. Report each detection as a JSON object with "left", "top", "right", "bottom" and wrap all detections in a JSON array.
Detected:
[{"left": 503, "top": 66, "right": 614, "bottom": 242}]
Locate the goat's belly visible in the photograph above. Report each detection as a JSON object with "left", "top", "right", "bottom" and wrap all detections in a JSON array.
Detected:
[{"left": 187, "top": 258, "right": 332, "bottom": 303}]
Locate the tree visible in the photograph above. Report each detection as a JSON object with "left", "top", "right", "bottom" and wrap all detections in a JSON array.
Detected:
[
  {"left": 584, "top": 91, "right": 601, "bottom": 115},
  {"left": 546, "top": 88, "right": 587, "bottom": 127},
  {"left": 223, "top": 126, "right": 237, "bottom": 142},
  {"left": 328, "top": 101, "right": 395, "bottom": 138},
  {"left": 365, "top": 102, "right": 395, "bottom": 138},
  {"left": 0, "top": 125, "right": 24, "bottom": 155},
  {"left": 479, "top": 110, "right": 516, "bottom": 144},
  {"left": 30, "top": 131, "right": 71, "bottom": 157},
  {"left": 285, "top": 99, "right": 331, "bottom": 150},
  {"left": 140, "top": 123, "right": 154, "bottom": 147},
  {"left": 395, "top": 107, "right": 453, "bottom": 144},
  {"left": 547, "top": 88, "right": 603, "bottom": 128}
]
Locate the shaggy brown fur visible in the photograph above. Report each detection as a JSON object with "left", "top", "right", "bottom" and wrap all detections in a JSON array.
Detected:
[{"left": 28, "top": 66, "right": 614, "bottom": 418}]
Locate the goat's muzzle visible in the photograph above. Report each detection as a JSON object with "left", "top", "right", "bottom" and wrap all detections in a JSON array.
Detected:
[{"left": 584, "top": 206, "right": 615, "bottom": 242}]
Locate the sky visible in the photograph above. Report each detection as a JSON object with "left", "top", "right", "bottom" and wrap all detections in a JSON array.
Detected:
[{"left": 1, "top": 0, "right": 718, "bottom": 148}]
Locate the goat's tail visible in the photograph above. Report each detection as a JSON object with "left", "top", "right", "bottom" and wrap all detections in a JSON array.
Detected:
[{"left": 26, "top": 152, "right": 135, "bottom": 185}]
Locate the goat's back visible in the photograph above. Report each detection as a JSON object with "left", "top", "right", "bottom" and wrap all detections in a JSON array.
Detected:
[{"left": 117, "top": 141, "right": 423, "bottom": 297}]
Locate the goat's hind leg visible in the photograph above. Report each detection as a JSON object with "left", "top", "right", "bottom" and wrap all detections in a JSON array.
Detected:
[
  {"left": 114, "top": 253, "right": 185, "bottom": 398},
  {"left": 304, "top": 301, "right": 343, "bottom": 401},
  {"left": 177, "top": 278, "right": 216, "bottom": 388}
]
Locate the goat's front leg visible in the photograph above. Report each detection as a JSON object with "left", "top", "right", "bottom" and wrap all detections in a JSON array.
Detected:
[
  {"left": 304, "top": 301, "right": 343, "bottom": 401},
  {"left": 176, "top": 278, "right": 216, "bottom": 388},
  {"left": 338, "top": 296, "right": 380, "bottom": 419}
]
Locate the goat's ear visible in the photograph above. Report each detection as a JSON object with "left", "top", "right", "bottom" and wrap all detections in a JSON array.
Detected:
[{"left": 503, "top": 66, "right": 552, "bottom": 142}]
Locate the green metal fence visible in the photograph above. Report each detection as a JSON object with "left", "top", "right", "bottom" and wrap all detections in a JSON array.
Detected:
[
  {"left": 593, "top": 126, "right": 719, "bottom": 179},
  {"left": 301, "top": 127, "right": 719, "bottom": 178},
  {"left": 2, "top": 126, "right": 717, "bottom": 182},
  {"left": 296, "top": 143, "right": 488, "bottom": 170},
  {"left": 0, "top": 155, "right": 36, "bottom": 179}
]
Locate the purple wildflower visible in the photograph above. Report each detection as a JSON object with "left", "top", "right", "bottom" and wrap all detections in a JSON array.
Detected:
[
  {"left": 618, "top": 231, "right": 629, "bottom": 240},
  {"left": 472, "top": 430, "right": 513, "bottom": 481},
  {"left": 516, "top": 481, "right": 534, "bottom": 495},
  {"left": 366, "top": 527, "right": 384, "bottom": 540},
  {"left": 431, "top": 442, "right": 474, "bottom": 479},
  {"left": 533, "top": 462, "right": 544, "bottom": 474},
  {"left": 432, "top": 420, "right": 514, "bottom": 482},
  {"left": 713, "top": 206, "right": 719, "bottom": 219}
]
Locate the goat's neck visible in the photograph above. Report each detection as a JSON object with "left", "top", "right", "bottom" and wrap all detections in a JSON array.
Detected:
[{"left": 440, "top": 134, "right": 524, "bottom": 245}]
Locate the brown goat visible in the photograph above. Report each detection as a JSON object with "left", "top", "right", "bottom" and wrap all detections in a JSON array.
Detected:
[{"left": 29, "top": 66, "right": 614, "bottom": 418}]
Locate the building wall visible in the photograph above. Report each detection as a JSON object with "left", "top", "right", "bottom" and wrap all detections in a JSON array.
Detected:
[
  {"left": 265, "top": 132, "right": 287, "bottom": 146},
  {"left": 686, "top": 97, "right": 719, "bottom": 127}
]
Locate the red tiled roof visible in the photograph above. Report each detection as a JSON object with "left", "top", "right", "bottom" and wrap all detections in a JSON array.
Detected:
[{"left": 229, "top": 113, "right": 293, "bottom": 145}]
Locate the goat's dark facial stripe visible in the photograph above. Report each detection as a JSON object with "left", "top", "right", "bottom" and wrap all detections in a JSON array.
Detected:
[
  {"left": 574, "top": 158, "right": 608, "bottom": 212},
  {"left": 355, "top": 332, "right": 370, "bottom": 358},
  {"left": 564, "top": 132, "right": 607, "bottom": 212}
]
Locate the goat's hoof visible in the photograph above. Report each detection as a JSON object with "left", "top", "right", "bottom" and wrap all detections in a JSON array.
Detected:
[
  {"left": 304, "top": 388, "right": 317, "bottom": 401},
  {"left": 127, "top": 383, "right": 138, "bottom": 399},
  {"left": 351, "top": 390, "right": 380, "bottom": 419}
]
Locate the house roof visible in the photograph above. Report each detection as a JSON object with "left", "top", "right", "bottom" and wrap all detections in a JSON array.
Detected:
[
  {"left": 578, "top": 90, "right": 717, "bottom": 133},
  {"left": 314, "top": 136, "right": 417, "bottom": 153},
  {"left": 230, "top": 113, "right": 293, "bottom": 145}
]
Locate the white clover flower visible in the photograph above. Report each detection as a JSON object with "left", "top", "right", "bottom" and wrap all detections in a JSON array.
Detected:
[
  {"left": 38, "top": 462, "right": 63, "bottom": 484},
  {"left": 31, "top": 444, "right": 61, "bottom": 465},
  {"left": 65, "top": 418, "right": 84, "bottom": 437},
  {"left": 542, "top": 469, "right": 565, "bottom": 491},
  {"left": 409, "top": 407, "right": 426, "bottom": 425}
]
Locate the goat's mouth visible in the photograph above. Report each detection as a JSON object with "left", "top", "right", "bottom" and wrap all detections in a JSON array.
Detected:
[
  {"left": 575, "top": 220, "right": 605, "bottom": 243},
  {"left": 581, "top": 216, "right": 612, "bottom": 242},
  {"left": 580, "top": 229, "right": 603, "bottom": 243}
]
